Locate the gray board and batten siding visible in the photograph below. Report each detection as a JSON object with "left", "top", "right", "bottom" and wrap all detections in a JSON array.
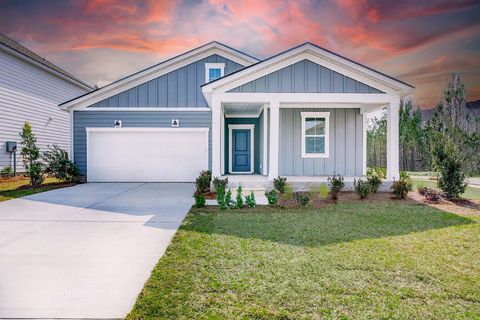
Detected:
[
  {"left": 279, "top": 108, "right": 363, "bottom": 177},
  {"left": 229, "top": 59, "right": 383, "bottom": 93},
  {"left": 87, "top": 54, "right": 245, "bottom": 109},
  {"left": 73, "top": 111, "right": 212, "bottom": 175}
]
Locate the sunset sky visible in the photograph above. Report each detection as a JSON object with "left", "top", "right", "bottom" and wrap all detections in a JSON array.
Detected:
[{"left": 1, "top": 0, "right": 479, "bottom": 109}]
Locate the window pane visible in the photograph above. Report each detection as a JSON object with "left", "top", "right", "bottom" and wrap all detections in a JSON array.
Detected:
[
  {"left": 305, "top": 136, "right": 325, "bottom": 154},
  {"left": 305, "top": 117, "right": 325, "bottom": 135},
  {"left": 305, "top": 118, "right": 317, "bottom": 135},
  {"left": 209, "top": 68, "right": 221, "bottom": 81}
]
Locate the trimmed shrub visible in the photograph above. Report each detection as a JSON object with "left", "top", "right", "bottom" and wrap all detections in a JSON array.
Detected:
[
  {"left": 328, "top": 174, "right": 344, "bottom": 200},
  {"left": 0, "top": 166, "right": 13, "bottom": 178},
  {"left": 319, "top": 184, "right": 330, "bottom": 199},
  {"left": 391, "top": 177, "right": 412, "bottom": 199},
  {"left": 195, "top": 170, "right": 211, "bottom": 194},
  {"left": 422, "top": 187, "right": 442, "bottom": 202},
  {"left": 367, "top": 175, "right": 382, "bottom": 193},
  {"left": 215, "top": 182, "right": 227, "bottom": 209},
  {"left": 225, "top": 189, "right": 234, "bottom": 209},
  {"left": 265, "top": 190, "right": 278, "bottom": 205},
  {"left": 42, "top": 145, "right": 79, "bottom": 182},
  {"left": 354, "top": 178, "right": 371, "bottom": 199},
  {"left": 273, "top": 176, "right": 287, "bottom": 194},
  {"left": 282, "top": 183, "right": 294, "bottom": 201},
  {"left": 294, "top": 192, "right": 310, "bottom": 206},
  {"left": 213, "top": 176, "right": 228, "bottom": 191},
  {"left": 235, "top": 186, "right": 244, "bottom": 209},
  {"left": 193, "top": 192, "right": 206, "bottom": 208},
  {"left": 245, "top": 191, "right": 256, "bottom": 208}
]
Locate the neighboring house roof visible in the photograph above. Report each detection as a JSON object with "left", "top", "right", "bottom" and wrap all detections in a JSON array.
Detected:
[
  {"left": 59, "top": 41, "right": 259, "bottom": 110},
  {"left": 202, "top": 42, "right": 414, "bottom": 98},
  {"left": 0, "top": 33, "right": 92, "bottom": 90}
]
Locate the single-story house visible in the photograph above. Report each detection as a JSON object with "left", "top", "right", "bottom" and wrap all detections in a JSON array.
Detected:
[
  {"left": 60, "top": 41, "right": 413, "bottom": 187},
  {"left": 0, "top": 33, "right": 92, "bottom": 172}
]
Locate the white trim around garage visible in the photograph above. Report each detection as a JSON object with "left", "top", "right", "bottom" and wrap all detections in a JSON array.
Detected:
[
  {"left": 228, "top": 124, "right": 255, "bottom": 174},
  {"left": 86, "top": 127, "right": 209, "bottom": 182}
]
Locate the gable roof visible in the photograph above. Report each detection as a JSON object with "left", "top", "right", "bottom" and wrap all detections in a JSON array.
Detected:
[
  {"left": 60, "top": 41, "right": 259, "bottom": 110},
  {"left": 0, "top": 33, "right": 92, "bottom": 90},
  {"left": 202, "top": 42, "right": 414, "bottom": 96}
]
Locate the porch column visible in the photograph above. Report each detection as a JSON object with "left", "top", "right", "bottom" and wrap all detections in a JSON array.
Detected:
[
  {"left": 268, "top": 100, "right": 280, "bottom": 180},
  {"left": 386, "top": 96, "right": 400, "bottom": 180},
  {"left": 211, "top": 98, "right": 221, "bottom": 177}
]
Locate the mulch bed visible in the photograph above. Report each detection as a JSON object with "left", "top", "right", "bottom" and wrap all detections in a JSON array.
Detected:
[
  {"left": 408, "top": 192, "right": 479, "bottom": 216},
  {"left": 203, "top": 191, "right": 217, "bottom": 199},
  {"left": 15, "top": 181, "right": 78, "bottom": 190},
  {"left": 0, "top": 176, "right": 27, "bottom": 183},
  {"left": 279, "top": 191, "right": 403, "bottom": 208}
]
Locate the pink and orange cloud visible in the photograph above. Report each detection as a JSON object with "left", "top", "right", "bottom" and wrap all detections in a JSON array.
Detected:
[{"left": 1, "top": 0, "right": 479, "bottom": 107}]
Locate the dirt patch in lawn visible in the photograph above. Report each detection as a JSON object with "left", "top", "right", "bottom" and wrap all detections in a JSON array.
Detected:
[{"left": 409, "top": 192, "right": 480, "bottom": 216}]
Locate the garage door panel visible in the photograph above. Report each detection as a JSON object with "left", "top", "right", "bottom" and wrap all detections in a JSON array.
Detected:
[{"left": 87, "top": 129, "right": 208, "bottom": 182}]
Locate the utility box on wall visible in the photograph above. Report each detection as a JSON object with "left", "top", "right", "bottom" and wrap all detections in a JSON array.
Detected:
[{"left": 6, "top": 141, "right": 17, "bottom": 152}]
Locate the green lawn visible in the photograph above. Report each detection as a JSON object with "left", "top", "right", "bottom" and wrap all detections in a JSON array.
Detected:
[
  {"left": 128, "top": 202, "right": 480, "bottom": 319},
  {"left": 0, "top": 177, "right": 70, "bottom": 202},
  {"left": 412, "top": 179, "right": 480, "bottom": 201}
]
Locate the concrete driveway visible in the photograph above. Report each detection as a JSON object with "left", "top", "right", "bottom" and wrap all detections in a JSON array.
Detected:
[{"left": 0, "top": 183, "right": 194, "bottom": 319}]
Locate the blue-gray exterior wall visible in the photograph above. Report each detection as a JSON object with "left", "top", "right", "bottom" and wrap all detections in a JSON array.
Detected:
[
  {"left": 279, "top": 108, "right": 363, "bottom": 176},
  {"left": 88, "top": 54, "right": 245, "bottom": 108},
  {"left": 229, "top": 59, "right": 383, "bottom": 93},
  {"left": 73, "top": 110, "right": 212, "bottom": 175},
  {"left": 224, "top": 117, "right": 261, "bottom": 174}
]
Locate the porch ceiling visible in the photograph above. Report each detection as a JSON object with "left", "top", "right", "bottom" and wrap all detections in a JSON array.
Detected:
[{"left": 223, "top": 103, "right": 264, "bottom": 117}]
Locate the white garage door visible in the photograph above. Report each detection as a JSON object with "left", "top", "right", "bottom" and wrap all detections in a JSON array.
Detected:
[{"left": 87, "top": 128, "right": 209, "bottom": 182}]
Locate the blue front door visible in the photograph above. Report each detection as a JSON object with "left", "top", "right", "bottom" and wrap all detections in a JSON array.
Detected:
[{"left": 232, "top": 129, "right": 251, "bottom": 172}]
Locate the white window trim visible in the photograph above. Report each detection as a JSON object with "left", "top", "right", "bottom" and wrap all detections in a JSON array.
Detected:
[
  {"left": 205, "top": 63, "right": 225, "bottom": 83},
  {"left": 301, "top": 112, "right": 330, "bottom": 158},
  {"left": 228, "top": 124, "right": 254, "bottom": 174}
]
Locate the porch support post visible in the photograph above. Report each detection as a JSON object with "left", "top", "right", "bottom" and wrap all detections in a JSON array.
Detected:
[
  {"left": 362, "top": 113, "right": 367, "bottom": 176},
  {"left": 268, "top": 100, "right": 280, "bottom": 180},
  {"left": 220, "top": 106, "right": 225, "bottom": 175},
  {"left": 211, "top": 97, "right": 221, "bottom": 177},
  {"left": 386, "top": 96, "right": 400, "bottom": 180}
]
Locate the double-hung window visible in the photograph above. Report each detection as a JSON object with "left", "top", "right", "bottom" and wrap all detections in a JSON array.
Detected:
[
  {"left": 205, "top": 63, "right": 225, "bottom": 83},
  {"left": 301, "top": 112, "right": 330, "bottom": 158}
]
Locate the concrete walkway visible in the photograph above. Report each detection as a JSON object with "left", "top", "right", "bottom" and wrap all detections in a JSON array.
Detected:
[{"left": 0, "top": 183, "right": 194, "bottom": 319}]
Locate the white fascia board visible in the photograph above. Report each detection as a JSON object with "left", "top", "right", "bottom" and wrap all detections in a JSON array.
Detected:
[
  {"left": 75, "top": 107, "right": 211, "bottom": 112},
  {"left": 213, "top": 93, "right": 399, "bottom": 105},
  {"left": 203, "top": 44, "right": 413, "bottom": 96},
  {"left": 62, "top": 42, "right": 258, "bottom": 111},
  {"left": 0, "top": 44, "right": 92, "bottom": 91}
]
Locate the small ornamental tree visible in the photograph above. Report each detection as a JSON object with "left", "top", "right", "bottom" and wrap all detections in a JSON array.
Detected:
[
  {"left": 19, "top": 122, "right": 44, "bottom": 185},
  {"left": 435, "top": 142, "right": 467, "bottom": 199}
]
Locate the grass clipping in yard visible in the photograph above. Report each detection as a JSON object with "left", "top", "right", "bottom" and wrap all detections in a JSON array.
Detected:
[{"left": 128, "top": 202, "right": 480, "bottom": 319}]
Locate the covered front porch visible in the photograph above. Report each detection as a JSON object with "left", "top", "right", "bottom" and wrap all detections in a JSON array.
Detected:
[{"left": 214, "top": 93, "right": 400, "bottom": 184}]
